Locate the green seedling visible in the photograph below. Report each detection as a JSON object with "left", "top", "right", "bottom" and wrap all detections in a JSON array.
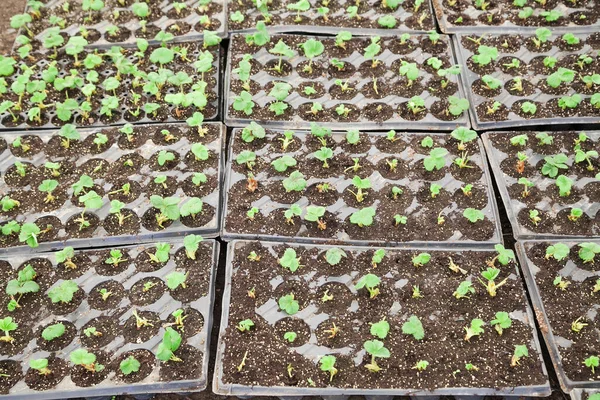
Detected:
[
  {"left": 518, "top": 177, "right": 534, "bottom": 197},
  {"left": 278, "top": 293, "right": 299, "bottom": 315},
  {"left": 487, "top": 244, "right": 515, "bottom": 267},
  {"left": 70, "top": 349, "right": 104, "bottom": 372},
  {"left": 284, "top": 204, "right": 302, "bottom": 224},
  {"left": 105, "top": 249, "right": 127, "bottom": 267},
  {"left": 529, "top": 209, "right": 541, "bottom": 226},
  {"left": 119, "top": 356, "right": 140, "bottom": 376},
  {"left": 156, "top": 327, "right": 183, "bottom": 362},
  {"left": 56, "top": 246, "right": 77, "bottom": 270},
  {"left": 30, "top": 358, "right": 52, "bottom": 375},
  {"left": 320, "top": 355, "right": 338, "bottom": 381},
  {"left": 355, "top": 274, "right": 381, "bottom": 299},
  {"left": 305, "top": 205, "right": 326, "bottom": 230},
  {"left": 364, "top": 340, "right": 390, "bottom": 372},
  {"left": 424, "top": 148, "right": 448, "bottom": 171},
  {"left": 412, "top": 360, "right": 429, "bottom": 371},
  {"left": 6, "top": 264, "right": 39, "bottom": 311},
  {"left": 166, "top": 271, "right": 188, "bottom": 290},
  {"left": 348, "top": 176, "right": 371, "bottom": 203},
  {"left": 454, "top": 281, "right": 475, "bottom": 299},
  {"left": 545, "top": 243, "right": 570, "bottom": 261},
  {"left": 554, "top": 275, "right": 570, "bottom": 290},
  {"left": 394, "top": 214, "right": 408, "bottom": 226},
  {"left": 147, "top": 243, "right": 170, "bottom": 264},
  {"left": 511, "top": 345, "right": 529, "bottom": 367},
  {"left": 568, "top": 208, "right": 583, "bottom": 222},
  {"left": 84, "top": 327, "right": 102, "bottom": 337},
  {"left": 412, "top": 252, "right": 431, "bottom": 267},
  {"left": 283, "top": 171, "right": 307, "bottom": 192},
  {"left": 464, "top": 318, "right": 485, "bottom": 341},
  {"left": 42, "top": 323, "right": 65, "bottom": 341},
  {"left": 462, "top": 184, "right": 473, "bottom": 196},
  {"left": 314, "top": 147, "right": 333, "bottom": 168},
  {"left": 575, "top": 149, "right": 598, "bottom": 171},
  {"left": 325, "top": 247, "right": 346, "bottom": 266},
  {"left": 370, "top": 319, "right": 390, "bottom": 339},
  {"left": 451, "top": 127, "right": 477, "bottom": 151},
  {"left": 284, "top": 331, "right": 297, "bottom": 343},
  {"left": 584, "top": 355, "right": 599, "bottom": 373},
  {"left": 48, "top": 280, "right": 79, "bottom": 304},
  {"left": 463, "top": 208, "right": 484, "bottom": 223},
  {"left": 579, "top": 242, "right": 600, "bottom": 263},
  {"left": 372, "top": 249, "right": 385, "bottom": 268},
  {"left": 279, "top": 248, "right": 302, "bottom": 272},
  {"left": 183, "top": 234, "right": 203, "bottom": 260},
  {"left": 236, "top": 319, "right": 254, "bottom": 332},
  {"left": 391, "top": 185, "right": 404, "bottom": 199},
  {"left": 98, "top": 288, "right": 112, "bottom": 301},
  {"left": 479, "top": 267, "right": 508, "bottom": 297},
  {"left": 350, "top": 207, "right": 375, "bottom": 227},
  {"left": 402, "top": 315, "right": 424, "bottom": 340},
  {"left": 490, "top": 312, "right": 512, "bottom": 335},
  {"left": 0, "top": 317, "right": 17, "bottom": 343}
]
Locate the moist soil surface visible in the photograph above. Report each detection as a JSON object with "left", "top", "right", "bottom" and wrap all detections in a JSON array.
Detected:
[
  {"left": 225, "top": 128, "right": 499, "bottom": 244},
  {"left": 485, "top": 131, "right": 599, "bottom": 237},
  {"left": 0, "top": 123, "right": 222, "bottom": 249},
  {"left": 0, "top": 0, "right": 25, "bottom": 54},
  {"left": 219, "top": 241, "right": 548, "bottom": 391}
]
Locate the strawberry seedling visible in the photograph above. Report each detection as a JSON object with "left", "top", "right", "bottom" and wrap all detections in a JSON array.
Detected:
[
  {"left": 464, "top": 318, "right": 485, "bottom": 341},
  {"left": 364, "top": 340, "right": 390, "bottom": 372},
  {"left": 355, "top": 274, "right": 381, "bottom": 299},
  {"left": 70, "top": 349, "right": 104, "bottom": 372}
]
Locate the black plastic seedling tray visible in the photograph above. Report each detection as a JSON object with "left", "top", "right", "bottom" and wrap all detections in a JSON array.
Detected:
[
  {"left": 227, "top": 0, "right": 436, "bottom": 35},
  {"left": 225, "top": 33, "right": 471, "bottom": 130},
  {"left": 221, "top": 127, "right": 502, "bottom": 247},
  {"left": 516, "top": 240, "right": 600, "bottom": 392},
  {"left": 0, "top": 123, "right": 224, "bottom": 254},
  {"left": 18, "top": 0, "right": 227, "bottom": 51},
  {"left": 482, "top": 131, "right": 599, "bottom": 240},
  {"left": 0, "top": 238, "right": 218, "bottom": 399},
  {"left": 434, "top": 0, "right": 600, "bottom": 34},
  {"left": 0, "top": 42, "right": 221, "bottom": 130},
  {"left": 214, "top": 240, "right": 551, "bottom": 397},
  {"left": 453, "top": 32, "right": 600, "bottom": 131}
]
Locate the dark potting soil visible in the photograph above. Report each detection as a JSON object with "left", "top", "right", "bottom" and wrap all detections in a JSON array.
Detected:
[
  {"left": 24, "top": 356, "right": 69, "bottom": 391},
  {"left": 218, "top": 241, "right": 548, "bottom": 391},
  {"left": 36, "top": 320, "right": 77, "bottom": 352},
  {"left": 113, "top": 349, "right": 155, "bottom": 384}
]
